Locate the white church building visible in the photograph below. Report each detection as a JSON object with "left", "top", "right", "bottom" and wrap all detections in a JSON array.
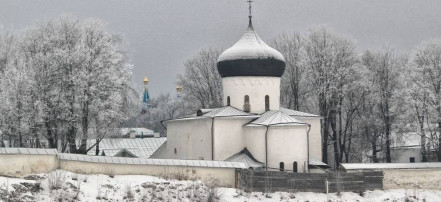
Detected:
[{"left": 153, "top": 16, "right": 326, "bottom": 172}]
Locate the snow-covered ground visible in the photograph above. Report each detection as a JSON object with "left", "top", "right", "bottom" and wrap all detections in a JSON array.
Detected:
[{"left": 1, "top": 170, "right": 441, "bottom": 202}]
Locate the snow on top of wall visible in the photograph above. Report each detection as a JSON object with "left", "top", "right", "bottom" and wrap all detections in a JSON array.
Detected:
[
  {"left": 0, "top": 147, "right": 58, "bottom": 155},
  {"left": 341, "top": 162, "right": 441, "bottom": 170},
  {"left": 59, "top": 153, "right": 247, "bottom": 169}
]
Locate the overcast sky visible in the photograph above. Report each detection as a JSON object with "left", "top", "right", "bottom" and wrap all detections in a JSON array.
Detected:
[{"left": 1, "top": 0, "right": 441, "bottom": 96}]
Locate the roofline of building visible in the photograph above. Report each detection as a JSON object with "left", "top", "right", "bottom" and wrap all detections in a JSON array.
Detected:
[
  {"left": 162, "top": 114, "right": 260, "bottom": 123},
  {"left": 244, "top": 123, "right": 309, "bottom": 127}
]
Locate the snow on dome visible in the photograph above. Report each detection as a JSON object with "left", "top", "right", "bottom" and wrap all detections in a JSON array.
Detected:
[{"left": 217, "top": 22, "right": 286, "bottom": 77}]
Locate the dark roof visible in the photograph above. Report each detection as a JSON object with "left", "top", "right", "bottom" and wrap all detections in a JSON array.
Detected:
[{"left": 217, "top": 21, "right": 285, "bottom": 78}]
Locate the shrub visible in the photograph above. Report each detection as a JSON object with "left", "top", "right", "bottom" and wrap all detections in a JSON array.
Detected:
[{"left": 47, "top": 170, "right": 67, "bottom": 190}]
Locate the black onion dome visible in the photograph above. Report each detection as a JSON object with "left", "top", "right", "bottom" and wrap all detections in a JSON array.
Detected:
[{"left": 217, "top": 21, "right": 286, "bottom": 77}]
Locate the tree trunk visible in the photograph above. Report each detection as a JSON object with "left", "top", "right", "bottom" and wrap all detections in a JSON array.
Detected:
[
  {"left": 419, "top": 115, "right": 427, "bottom": 162},
  {"left": 46, "top": 122, "right": 56, "bottom": 148},
  {"left": 322, "top": 117, "right": 329, "bottom": 164},
  {"left": 436, "top": 98, "right": 441, "bottom": 162},
  {"left": 78, "top": 98, "right": 89, "bottom": 154},
  {"left": 385, "top": 104, "right": 391, "bottom": 163},
  {"left": 96, "top": 138, "right": 100, "bottom": 155},
  {"left": 372, "top": 142, "right": 378, "bottom": 163}
]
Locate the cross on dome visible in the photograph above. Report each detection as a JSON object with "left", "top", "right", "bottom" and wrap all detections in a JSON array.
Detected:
[{"left": 247, "top": 0, "right": 253, "bottom": 19}]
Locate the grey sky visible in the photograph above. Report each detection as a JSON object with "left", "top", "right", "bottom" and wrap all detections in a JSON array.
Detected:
[{"left": 1, "top": 0, "right": 441, "bottom": 96}]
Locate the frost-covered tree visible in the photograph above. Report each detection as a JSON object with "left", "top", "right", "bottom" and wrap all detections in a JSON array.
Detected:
[
  {"left": 0, "top": 17, "right": 133, "bottom": 153},
  {"left": 361, "top": 49, "right": 404, "bottom": 163},
  {"left": 177, "top": 48, "right": 223, "bottom": 110},
  {"left": 303, "top": 27, "right": 358, "bottom": 165},
  {"left": 412, "top": 38, "right": 441, "bottom": 161},
  {"left": 273, "top": 33, "right": 309, "bottom": 111}
]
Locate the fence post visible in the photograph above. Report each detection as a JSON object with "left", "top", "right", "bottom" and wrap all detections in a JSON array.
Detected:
[{"left": 326, "top": 180, "right": 329, "bottom": 201}]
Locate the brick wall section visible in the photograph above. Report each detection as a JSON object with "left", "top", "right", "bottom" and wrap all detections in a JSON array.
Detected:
[{"left": 237, "top": 170, "right": 383, "bottom": 193}]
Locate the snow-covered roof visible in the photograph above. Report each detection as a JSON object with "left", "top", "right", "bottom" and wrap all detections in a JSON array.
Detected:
[
  {"left": 391, "top": 132, "right": 421, "bottom": 148},
  {"left": 59, "top": 153, "right": 247, "bottom": 169},
  {"left": 340, "top": 162, "right": 441, "bottom": 170},
  {"left": 280, "top": 108, "right": 321, "bottom": 118},
  {"left": 87, "top": 138, "right": 166, "bottom": 158},
  {"left": 226, "top": 148, "right": 265, "bottom": 169},
  {"left": 165, "top": 106, "right": 258, "bottom": 122},
  {"left": 309, "top": 156, "right": 328, "bottom": 167},
  {"left": 120, "top": 128, "right": 154, "bottom": 136},
  {"left": 101, "top": 148, "right": 138, "bottom": 158},
  {"left": 0, "top": 148, "right": 58, "bottom": 155},
  {"left": 217, "top": 23, "right": 284, "bottom": 62},
  {"left": 203, "top": 106, "right": 256, "bottom": 117},
  {"left": 246, "top": 111, "right": 307, "bottom": 126},
  {"left": 216, "top": 20, "right": 286, "bottom": 78}
]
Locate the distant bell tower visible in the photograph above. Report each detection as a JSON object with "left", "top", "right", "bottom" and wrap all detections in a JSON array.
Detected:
[
  {"left": 176, "top": 84, "right": 183, "bottom": 98},
  {"left": 142, "top": 76, "right": 151, "bottom": 113}
]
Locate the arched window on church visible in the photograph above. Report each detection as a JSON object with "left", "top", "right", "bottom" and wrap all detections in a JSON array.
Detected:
[
  {"left": 265, "top": 95, "right": 270, "bottom": 111},
  {"left": 279, "top": 162, "right": 285, "bottom": 171},
  {"left": 244, "top": 95, "right": 250, "bottom": 112},
  {"left": 227, "top": 96, "right": 230, "bottom": 106},
  {"left": 293, "top": 161, "right": 298, "bottom": 173}
]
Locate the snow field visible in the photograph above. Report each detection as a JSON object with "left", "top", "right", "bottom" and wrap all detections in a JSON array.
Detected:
[{"left": 1, "top": 170, "right": 441, "bottom": 202}]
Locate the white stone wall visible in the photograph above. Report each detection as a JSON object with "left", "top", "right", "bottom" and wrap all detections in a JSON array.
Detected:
[
  {"left": 0, "top": 154, "right": 58, "bottom": 177},
  {"left": 296, "top": 117, "right": 322, "bottom": 160},
  {"left": 244, "top": 125, "right": 309, "bottom": 172},
  {"left": 213, "top": 117, "right": 254, "bottom": 160},
  {"left": 60, "top": 160, "right": 237, "bottom": 187},
  {"left": 383, "top": 169, "right": 441, "bottom": 190},
  {"left": 165, "top": 118, "right": 212, "bottom": 160},
  {"left": 222, "top": 76, "right": 280, "bottom": 114}
]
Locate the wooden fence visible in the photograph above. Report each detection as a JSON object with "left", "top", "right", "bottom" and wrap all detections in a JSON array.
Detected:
[{"left": 236, "top": 170, "right": 383, "bottom": 193}]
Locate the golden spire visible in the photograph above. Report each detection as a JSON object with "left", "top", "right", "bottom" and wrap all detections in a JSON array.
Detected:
[
  {"left": 176, "top": 84, "right": 182, "bottom": 92},
  {"left": 143, "top": 76, "right": 149, "bottom": 85}
]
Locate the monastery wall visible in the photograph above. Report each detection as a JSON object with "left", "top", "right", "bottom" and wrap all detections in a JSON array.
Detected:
[
  {"left": 59, "top": 160, "right": 237, "bottom": 187},
  {"left": 0, "top": 152, "right": 241, "bottom": 187},
  {"left": 383, "top": 169, "right": 441, "bottom": 190},
  {"left": 0, "top": 154, "right": 58, "bottom": 177}
]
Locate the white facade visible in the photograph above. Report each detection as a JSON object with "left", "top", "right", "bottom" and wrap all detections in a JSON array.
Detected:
[
  {"left": 160, "top": 113, "right": 322, "bottom": 172},
  {"left": 166, "top": 118, "right": 212, "bottom": 160},
  {"left": 296, "top": 117, "right": 322, "bottom": 160},
  {"left": 244, "top": 125, "right": 309, "bottom": 172},
  {"left": 222, "top": 76, "right": 280, "bottom": 114}
]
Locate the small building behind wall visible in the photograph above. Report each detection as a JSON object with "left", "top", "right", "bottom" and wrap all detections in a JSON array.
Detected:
[{"left": 86, "top": 138, "right": 166, "bottom": 158}]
